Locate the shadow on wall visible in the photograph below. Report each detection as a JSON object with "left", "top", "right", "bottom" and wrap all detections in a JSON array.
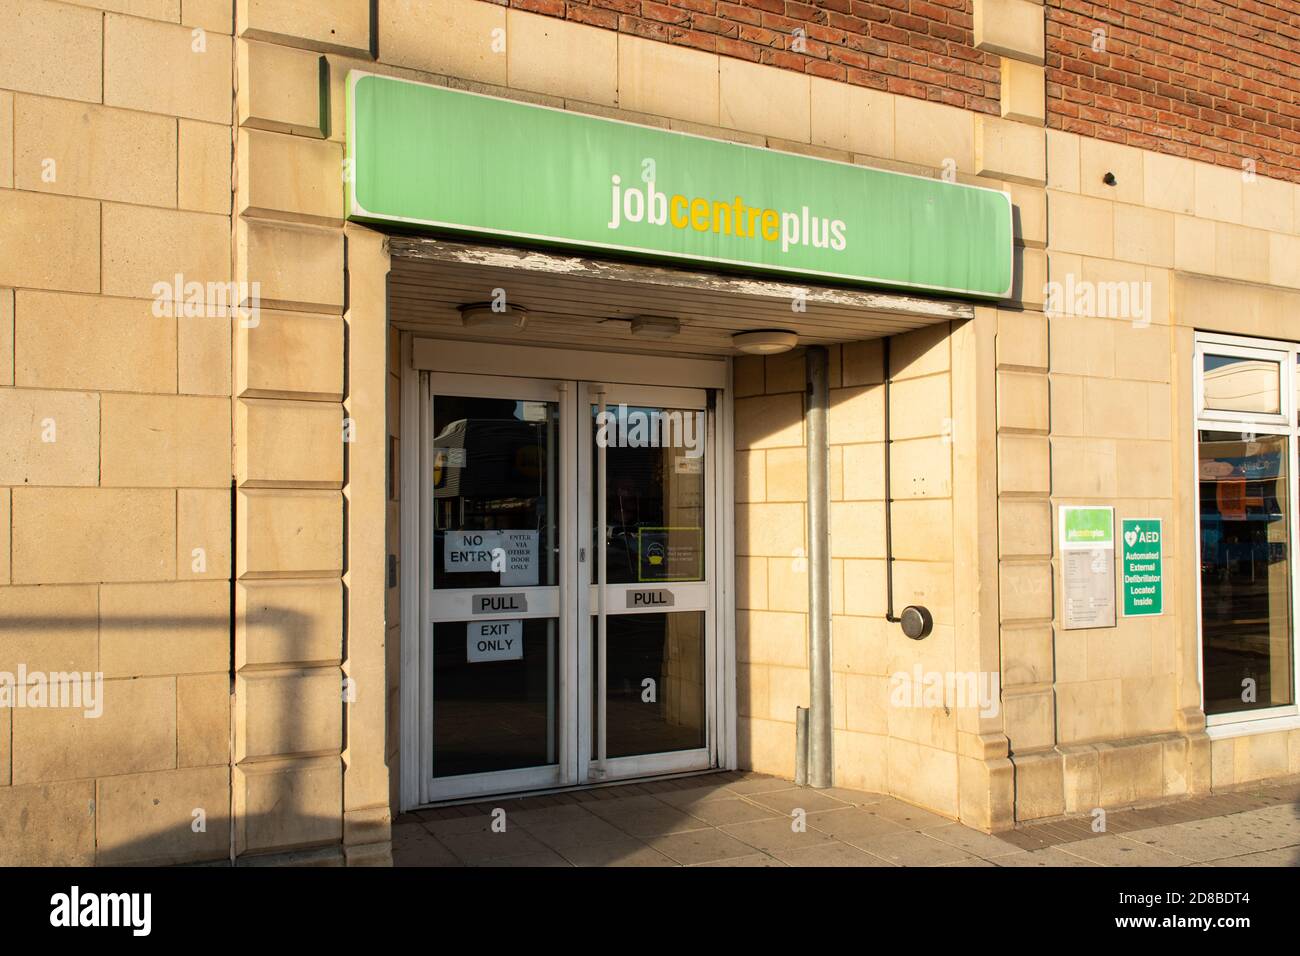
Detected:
[{"left": 0, "top": 605, "right": 382, "bottom": 867}]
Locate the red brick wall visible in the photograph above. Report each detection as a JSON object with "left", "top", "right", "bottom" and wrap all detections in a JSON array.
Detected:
[
  {"left": 1047, "top": 0, "right": 1300, "bottom": 183},
  {"left": 492, "top": 0, "right": 1001, "bottom": 113}
]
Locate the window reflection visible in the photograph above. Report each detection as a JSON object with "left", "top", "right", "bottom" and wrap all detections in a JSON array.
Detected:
[
  {"left": 432, "top": 395, "right": 559, "bottom": 590},
  {"left": 433, "top": 617, "right": 559, "bottom": 776},
  {"left": 1202, "top": 354, "right": 1281, "bottom": 415},
  {"left": 591, "top": 405, "right": 706, "bottom": 585},
  {"left": 1198, "top": 430, "right": 1295, "bottom": 714},
  {"left": 592, "top": 612, "right": 706, "bottom": 758}
]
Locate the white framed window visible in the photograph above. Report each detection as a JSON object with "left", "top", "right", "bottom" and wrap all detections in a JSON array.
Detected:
[{"left": 1194, "top": 332, "right": 1300, "bottom": 732}]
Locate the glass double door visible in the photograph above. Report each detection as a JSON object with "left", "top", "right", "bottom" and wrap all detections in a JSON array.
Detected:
[{"left": 421, "top": 373, "right": 716, "bottom": 802}]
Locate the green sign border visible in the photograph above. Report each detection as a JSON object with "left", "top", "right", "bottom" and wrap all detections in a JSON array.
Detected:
[
  {"left": 1121, "top": 517, "right": 1163, "bottom": 617},
  {"left": 345, "top": 71, "right": 1014, "bottom": 299}
]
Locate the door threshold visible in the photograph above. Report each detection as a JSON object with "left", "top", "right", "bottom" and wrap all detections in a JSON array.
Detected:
[{"left": 414, "top": 768, "right": 729, "bottom": 811}]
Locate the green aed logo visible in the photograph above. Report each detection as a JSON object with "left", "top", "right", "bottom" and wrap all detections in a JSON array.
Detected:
[
  {"left": 1121, "top": 518, "right": 1163, "bottom": 617},
  {"left": 1123, "top": 526, "right": 1158, "bottom": 548}
]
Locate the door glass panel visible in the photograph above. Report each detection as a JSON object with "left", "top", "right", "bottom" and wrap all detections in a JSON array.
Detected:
[
  {"left": 1198, "top": 430, "right": 1295, "bottom": 715},
  {"left": 433, "top": 617, "right": 560, "bottom": 776},
  {"left": 1202, "top": 354, "right": 1282, "bottom": 415},
  {"left": 591, "top": 404, "right": 706, "bottom": 584},
  {"left": 592, "top": 612, "right": 706, "bottom": 758},
  {"left": 432, "top": 394, "right": 560, "bottom": 589}
]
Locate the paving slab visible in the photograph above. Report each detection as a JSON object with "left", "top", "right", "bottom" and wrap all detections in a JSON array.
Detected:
[
  {"left": 994, "top": 847, "right": 1101, "bottom": 867},
  {"left": 1179, "top": 814, "right": 1300, "bottom": 852},
  {"left": 683, "top": 797, "right": 782, "bottom": 826},
  {"left": 697, "top": 853, "right": 788, "bottom": 867},
  {"left": 392, "top": 773, "right": 1300, "bottom": 867},
  {"left": 1055, "top": 834, "right": 1190, "bottom": 867},
  {"left": 746, "top": 788, "right": 854, "bottom": 814},
  {"left": 856, "top": 830, "right": 974, "bottom": 866},
  {"left": 392, "top": 829, "right": 462, "bottom": 867},
  {"left": 867, "top": 799, "right": 955, "bottom": 831},
  {"left": 507, "top": 803, "right": 599, "bottom": 828},
  {"left": 1120, "top": 823, "right": 1255, "bottom": 863},
  {"left": 806, "top": 807, "right": 907, "bottom": 843},
  {"left": 721, "top": 817, "right": 838, "bottom": 853},
  {"left": 1197, "top": 848, "right": 1299, "bottom": 867},
  {"left": 523, "top": 815, "right": 631, "bottom": 850},
  {"left": 724, "top": 776, "right": 800, "bottom": 796},
  {"left": 926, "top": 823, "right": 1025, "bottom": 859},
  {"left": 559, "top": 837, "right": 677, "bottom": 867},
  {"left": 645, "top": 828, "right": 758, "bottom": 865},
  {"left": 421, "top": 811, "right": 502, "bottom": 837},
  {"left": 600, "top": 804, "right": 711, "bottom": 838},
  {"left": 774, "top": 842, "right": 894, "bottom": 867},
  {"left": 655, "top": 784, "right": 745, "bottom": 808},
  {"left": 438, "top": 826, "right": 552, "bottom": 864},
  {"left": 471, "top": 850, "right": 572, "bottom": 867}
]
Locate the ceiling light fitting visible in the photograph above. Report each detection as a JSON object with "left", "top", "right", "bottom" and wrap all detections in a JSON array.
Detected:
[{"left": 732, "top": 330, "right": 799, "bottom": 355}]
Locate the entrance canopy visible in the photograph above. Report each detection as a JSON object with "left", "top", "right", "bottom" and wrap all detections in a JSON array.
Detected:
[{"left": 386, "top": 236, "right": 975, "bottom": 358}]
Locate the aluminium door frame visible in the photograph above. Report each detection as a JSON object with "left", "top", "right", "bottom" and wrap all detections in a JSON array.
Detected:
[
  {"left": 419, "top": 370, "right": 577, "bottom": 804},
  {"left": 576, "top": 380, "right": 717, "bottom": 784},
  {"left": 398, "top": 335, "right": 735, "bottom": 811}
]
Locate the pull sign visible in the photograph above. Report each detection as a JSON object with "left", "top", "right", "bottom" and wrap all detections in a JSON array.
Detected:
[
  {"left": 473, "top": 592, "right": 528, "bottom": 614},
  {"left": 626, "top": 589, "right": 675, "bottom": 609},
  {"left": 467, "top": 619, "right": 523, "bottom": 662}
]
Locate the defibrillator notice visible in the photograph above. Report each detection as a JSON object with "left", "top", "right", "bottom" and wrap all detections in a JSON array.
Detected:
[{"left": 1121, "top": 518, "right": 1163, "bottom": 617}]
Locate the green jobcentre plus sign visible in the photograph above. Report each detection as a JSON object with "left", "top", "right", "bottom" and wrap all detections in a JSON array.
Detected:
[
  {"left": 344, "top": 72, "right": 1014, "bottom": 299},
  {"left": 1122, "top": 518, "right": 1163, "bottom": 617},
  {"left": 1061, "top": 506, "right": 1114, "bottom": 548}
]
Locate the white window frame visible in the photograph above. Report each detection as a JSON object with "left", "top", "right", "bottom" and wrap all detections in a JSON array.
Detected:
[
  {"left": 1195, "top": 333, "right": 1292, "bottom": 427},
  {"left": 1193, "top": 331, "right": 1300, "bottom": 735}
]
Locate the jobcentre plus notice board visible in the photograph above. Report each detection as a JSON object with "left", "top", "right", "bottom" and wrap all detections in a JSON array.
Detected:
[{"left": 1060, "top": 505, "right": 1116, "bottom": 630}]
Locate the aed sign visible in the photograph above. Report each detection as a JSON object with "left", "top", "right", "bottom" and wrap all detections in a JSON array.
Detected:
[
  {"left": 1121, "top": 518, "right": 1163, "bottom": 617},
  {"left": 467, "top": 619, "right": 523, "bottom": 662},
  {"left": 346, "top": 72, "right": 1014, "bottom": 299}
]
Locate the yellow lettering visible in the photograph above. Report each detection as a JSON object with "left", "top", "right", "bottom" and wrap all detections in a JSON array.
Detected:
[
  {"left": 690, "top": 197, "right": 710, "bottom": 232},
  {"left": 711, "top": 200, "right": 732, "bottom": 235},
  {"left": 761, "top": 209, "right": 779, "bottom": 241},
  {"left": 670, "top": 194, "right": 689, "bottom": 228}
]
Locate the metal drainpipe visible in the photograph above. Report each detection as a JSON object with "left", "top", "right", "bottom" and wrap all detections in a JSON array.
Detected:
[{"left": 805, "top": 346, "right": 833, "bottom": 789}]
